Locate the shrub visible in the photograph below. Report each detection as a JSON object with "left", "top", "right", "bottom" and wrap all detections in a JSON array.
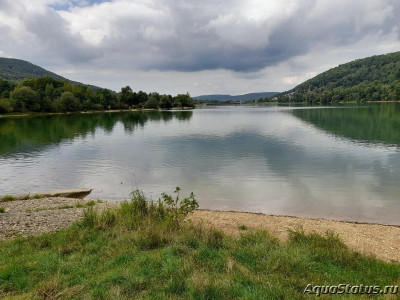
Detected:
[
  {"left": 0, "top": 207, "right": 5, "bottom": 213},
  {"left": 159, "top": 187, "right": 199, "bottom": 226},
  {"left": 81, "top": 188, "right": 198, "bottom": 231}
]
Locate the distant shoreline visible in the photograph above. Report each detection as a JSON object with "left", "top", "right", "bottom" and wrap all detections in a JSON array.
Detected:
[{"left": 0, "top": 107, "right": 194, "bottom": 118}]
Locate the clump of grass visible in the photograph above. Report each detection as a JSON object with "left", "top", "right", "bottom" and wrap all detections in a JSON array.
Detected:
[
  {"left": 1, "top": 195, "right": 15, "bottom": 202},
  {"left": 85, "top": 200, "right": 96, "bottom": 207},
  {"left": 22, "top": 194, "right": 30, "bottom": 200},
  {"left": 24, "top": 202, "right": 98, "bottom": 213},
  {"left": 0, "top": 207, "right": 5, "bottom": 213},
  {"left": 238, "top": 225, "right": 248, "bottom": 230},
  {"left": 58, "top": 205, "right": 74, "bottom": 210},
  {"left": 33, "top": 194, "right": 42, "bottom": 199},
  {"left": 0, "top": 188, "right": 399, "bottom": 299}
]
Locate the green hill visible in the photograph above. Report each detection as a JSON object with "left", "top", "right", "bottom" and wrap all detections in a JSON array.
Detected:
[
  {"left": 194, "top": 92, "right": 277, "bottom": 102},
  {"left": 277, "top": 51, "right": 400, "bottom": 103},
  {"left": 0, "top": 57, "right": 99, "bottom": 90}
]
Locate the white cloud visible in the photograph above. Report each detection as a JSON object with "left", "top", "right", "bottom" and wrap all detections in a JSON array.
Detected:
[{"left": 0, "top": 0, "right": 400, "bottom": 94}]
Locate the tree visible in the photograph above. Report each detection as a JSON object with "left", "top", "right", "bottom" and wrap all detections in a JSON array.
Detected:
[
  {"left": 56, "top": 92, "right": 81, "bottom": 112},
  {"left": 173, "top": 93, "right": 194, "bottom": 108},
  {"left": 10, "top": 86, "right": 38, "bottom": 112},
  {"left": 0, "top": 98, "right": 12, "bottom": 113},
  {"left": 143, "top": 95, "right": 159, "bottom": 109},
  {"left": 159, "top": 94, "right": 173, "bottom": 109},
  {"left": 120, "top": 86, "right": 136, "bottom": 106}
]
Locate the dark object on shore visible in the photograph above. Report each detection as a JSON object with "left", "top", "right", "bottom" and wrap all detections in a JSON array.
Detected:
[{"left": 1, "top": 189, "right": 92, "bottom": 201}]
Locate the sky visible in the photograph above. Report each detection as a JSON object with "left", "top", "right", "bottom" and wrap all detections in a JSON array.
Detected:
[{"left": 1, "top": 0, "right": 400, "bottom": 96}]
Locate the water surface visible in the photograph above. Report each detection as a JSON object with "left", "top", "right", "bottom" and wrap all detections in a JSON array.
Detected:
[{"left": 1, "top": 105, "right": 399, "bottom": 225}]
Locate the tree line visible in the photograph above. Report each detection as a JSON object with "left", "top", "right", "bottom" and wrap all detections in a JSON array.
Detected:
[
  {"left": 275, "top": 81, "right": 400, "bottom": 104},
  {"left": 0, "top": 77, "right": 194, "bottom": 113}
]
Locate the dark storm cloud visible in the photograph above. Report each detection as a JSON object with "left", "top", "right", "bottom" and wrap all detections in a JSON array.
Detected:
[
  {"left": 1, "top": 0, "right": 400, "bottom": 93},
  {"left": 69, "top": 0, "right": 399, "bottom": 73},
  {"left": 149, "top": 0, "right": 400, "bottom": 72}
]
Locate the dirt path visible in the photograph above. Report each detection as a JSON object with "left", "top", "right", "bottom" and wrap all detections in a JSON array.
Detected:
[{"left": 1, "top": 198, "right": 399, "bottom": 263}]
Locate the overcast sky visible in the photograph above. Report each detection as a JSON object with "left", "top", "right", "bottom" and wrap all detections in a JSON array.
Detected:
[{"left": 1, "top": 0, "right": 400, "bottom": 96}]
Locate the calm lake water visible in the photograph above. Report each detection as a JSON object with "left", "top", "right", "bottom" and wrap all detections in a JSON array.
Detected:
[{"left": 1, "top": 104, "right": 400, "bottom": 225}]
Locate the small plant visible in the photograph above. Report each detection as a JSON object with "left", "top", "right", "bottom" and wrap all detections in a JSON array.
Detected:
[
  {"left": 238, "top": 225, "right": 248, "bottom": 230},
  {"left": 160, "top": 187, "right": 199, "bottom": 226},
  {"left": 99, "top": 209, "right": 116, "bottom": 228},
  {"left": 75, "top": 202, "right": 85, "bottom": 208},
  {"left": 81, "top": 207, "right": 98, "bottom": 228},
  {"left": 33, "top": 194, "right": 42, "bottom": 199},
  {"left": 85, "top": 201, "right": 96, "bottom": 207},
  {"left": 1, "top": 195, "right": 15, "bottom": 202},
  {"left": 0, "top": 207, "right": 5, "bottom": 213},
  {"left": 22, "top": 194, "right": 30, "bottom": 200}
]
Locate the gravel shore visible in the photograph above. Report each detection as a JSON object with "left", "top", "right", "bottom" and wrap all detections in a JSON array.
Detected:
[
  {"left": 0, "top": 197, "right": 118, "bottom": 240},
  {"left": 1, "top": 197, "right": 399, "bottom": 263}
]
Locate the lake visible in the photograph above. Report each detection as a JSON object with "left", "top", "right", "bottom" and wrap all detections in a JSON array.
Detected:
[{"left": 1, "top": 104, "right": 399, "bottom": 225}]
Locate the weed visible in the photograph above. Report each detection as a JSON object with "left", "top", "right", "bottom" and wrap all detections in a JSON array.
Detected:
[
  {"left": 0, "top": 207, "right": 5, "bottom": 213},
  {"left": 238, "top": 225, "right": 247, "bottom": 230},
  {"left": 1, "top": 195, "right": 15, "bottom": 202},
  {"left": 85, "top": 200, "right": 96, "bottom": 207}
]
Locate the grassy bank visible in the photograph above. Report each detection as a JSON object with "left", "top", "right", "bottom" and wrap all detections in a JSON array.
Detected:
[{"left": 1, "top": 190, "right": 399, "bottom": 299}]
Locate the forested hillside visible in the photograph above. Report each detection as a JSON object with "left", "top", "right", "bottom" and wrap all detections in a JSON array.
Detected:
[
  {"left": 277, "top": 51, "right": 400, "bottom": 103},
  {"left": 194, "top": 92, "right": 277, "bottom": 102},
  {"left": 0, "top": 58, "right": 67, "bottom": 81},
  {"left": 0, "top": 57, "right": 100, "bottom": 91}
]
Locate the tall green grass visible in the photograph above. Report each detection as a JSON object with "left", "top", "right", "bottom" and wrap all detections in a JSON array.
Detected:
[{"left": 0, "top": 189, "right": 399, "bottom": 299}]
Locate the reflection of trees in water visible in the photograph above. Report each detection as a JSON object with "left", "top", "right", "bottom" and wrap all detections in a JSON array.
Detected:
[
  {"left": 0, "top": 111, "right": 193, "bottom": 155},
  {"left": 292, "top": 104, "right": 400, "bottom": 146}
]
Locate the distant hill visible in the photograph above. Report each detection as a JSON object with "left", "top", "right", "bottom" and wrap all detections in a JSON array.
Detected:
[
  {"left": 194, "top": 92, "right": 278, "bottom": 102},
  {"left": 0, "top": 57, "right": 99, "bottom": 90},
  {"left": 278, "top": 51, "right": 400, "bottom": 103}
]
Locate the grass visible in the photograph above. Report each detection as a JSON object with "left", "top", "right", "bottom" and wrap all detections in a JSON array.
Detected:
[
  {"left": 1, "top": 195, "right": 15, "bottom": 202},
  {"left": 0, "top": 190, "right": 399, "bottom": 299},
  {"left": 0, "top": 207, "right": 5, "bottom": 213},
  {"left": 25, "top": 201, "right": 97, "bottom": 212}
]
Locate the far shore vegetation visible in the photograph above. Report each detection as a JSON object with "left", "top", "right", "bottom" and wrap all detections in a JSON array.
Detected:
[
  {"left": 0, "top": 77, "right": 194, "bottom": 114},
  {"left": 275, "top": 51, "right": 400, "bottom": 104},
  {"left": 1, "top": 188, "right": 399, "bottom": 299}
]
